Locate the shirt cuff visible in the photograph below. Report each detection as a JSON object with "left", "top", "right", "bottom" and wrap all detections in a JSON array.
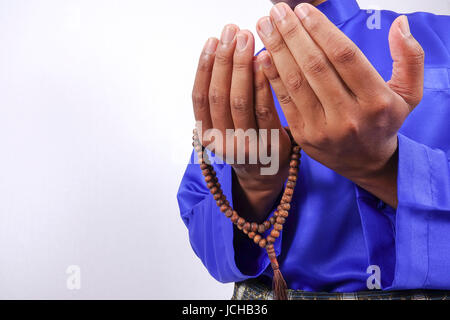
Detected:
[{"left": 391, "top": 133, "right": 450, "bottom": 289}]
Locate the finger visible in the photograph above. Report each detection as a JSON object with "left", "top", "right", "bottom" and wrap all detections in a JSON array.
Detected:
[
  {"left": 256, "top": 16, "right": 322, "bottom": 124},
  {"left": 257, "top": 50, "right": 304, "bottom": 133},
  {"left": 192, "top": 38, "right": 219, "bottom": 135},
  {"left": 230, "top": 30, "right": 257, "bottom": 130},
  {"left": 270, "top": 3, "right": 353, "bottom": 114},
  {"left": 209, "top": 24, "right": 239, "bottom": 134},
  {"left": 253, "top": 56, "right": 283, "bottom": 130},
  {"left": 388, "top": 15, "right": 424, "bottom": 109},
  {"left": 294, "top": 3, "right": 388, "bottom": 102}
]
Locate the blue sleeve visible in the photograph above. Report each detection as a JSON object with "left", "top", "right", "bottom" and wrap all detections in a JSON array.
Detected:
[
  {"left": 355, "top": 133, "right": 450, "bottom": 290},
  {"left": 177, "top": 150, "right": 282, "bottom": 283}
]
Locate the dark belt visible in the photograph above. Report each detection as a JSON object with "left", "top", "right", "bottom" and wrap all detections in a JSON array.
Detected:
[{"left": 232, "top": 278, "right": 450, "bottom": 300}]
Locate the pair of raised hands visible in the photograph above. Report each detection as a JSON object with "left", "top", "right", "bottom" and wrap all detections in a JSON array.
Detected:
[{"left": 192, "top": 3, "right": 424, "bottom": 215}]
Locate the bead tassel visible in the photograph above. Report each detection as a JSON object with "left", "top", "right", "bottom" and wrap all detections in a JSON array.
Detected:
[{"left": 192, "top": 128, "right": 301, "bottom": 300}]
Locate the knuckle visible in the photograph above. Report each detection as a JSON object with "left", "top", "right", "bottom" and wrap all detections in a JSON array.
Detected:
[
  {"left": 303, "top": 55, "right": 327, "bottom": 76},
  {"left": 233, "top": 61, "right": 251, "bottom": 72},
  {"left": 230, "top": 95, "right": 250, "bottom": 113},
  {"left": 278, "top": 93, "right": 293, "bottom": 106},
  {"left": 214, "top": 51, "right": 232, "bottom": 66},
  {"left": 281, "top": 22, "right": 300, "bottom": 40},
  {"left": 331, "top": 44, "right": 357, "bottom": 64},
  {"left": 254, "top": 106, "right": 273, "bottom": 121},
  {"left": 408, "top": 44, "right": 425, "bottom": 65},
  {"left": 285, "top": 70, "right": 305, "bottom": 92},
  {"left": 254, "top": 79, "right": 267, "bottom": 92},
  {"left": 266, "top": 70, "right": 281, "bottom": 83},
  {"left": 192, "top": 92, "right": 209, "bottom": 109},
  {"left": 342, "top": 120, "right": 359, "bottom": 137},
  {"left": 374, "top": 93, "right": 394, "bottom": 111},
  {"left": 209, "top": 87, "right": 227, "bottom": 106},
  {"left": 267, "top": 39, "right": 286, "bottom": 54}
]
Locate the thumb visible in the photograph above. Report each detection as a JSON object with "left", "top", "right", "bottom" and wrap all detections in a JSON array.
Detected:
[{"left": 388, "top": 15, "right": 425, "bottom": 110}]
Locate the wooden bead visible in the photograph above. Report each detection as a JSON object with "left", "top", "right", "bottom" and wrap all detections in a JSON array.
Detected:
[
  {"left": 207, "top": 181, "right": 215, "bottom": 189},
  {"left": 231, "top": 211, "right": 239, "bottom": 223},
  {"left": 237, "top": 223, "right": 243, "bottom": 230},
  {"left": 211, "top": 170, "right": 216, "bottom": 176},
  {"left": 291, "top": 153, "right": 300, "bottom": 160},
  {"left": 248, "top": 232, "right": 256, "bottom": 239},
  {"left": 288, "top": 175, "right": 297, "bottom": 182},
  {"left": 216, "top": 199, "right": 224, "bottom": 206},
  {"left": 204, "top": 175, "right": 213, "bottom": 183},
  {"left": 213, "top": 193, "right": 222, "bottom": 201},
  {"left": 225, "top": 209, "right": 233, "bottom": 218},
  {"left": 280, "top": 203, "right": 290, "bottom": 211},
  {"left": 258, "top": 224, "right": 266, "bottom": 234},
  {"left": 282, "top": 195, "right": 292, "bottom": 203},
  {"left": 243, "top": 228, "right": 248, "bottom": 234},
  {"left": 286, "top": 181, "right": 296, "bottom": 189},
  {"left": 279, "top": 210, "right": 289, "bottom": 218},
  {"left": 293, "top": 146, "right": 301, "bottom": 154},
  {"left": 200, "top": 163, "right": 209, "bottom": 170},
  {"left": 264, "top": 221, "right": 271, "bottom": 230},
  {"left": 274, "top": 211, "right": 279, "bottom": 217},
  {"left": 210, "top": 187, "right": 219, "bottom": 194},
  {"left": 253, "top": 234, "right": 262, "bottom": 244},
  {"left": 274, "top": 223, "right": 283, "bottom": 231},
  {"left": 267, "top": 236, "right": 275, "bottom": 244},
  {"left": 285, "top": 188, "right": 294, "bottom": 196},
  {"left": 243, "top": 222, "right": 251, "bottom": 232},
  {"left": 258, "top": 238, "right": 267, "bottom": 248},
  {"left": 195, "top": 145, "right": 203, "bottom": 152},
  {"left": 216, "top": 182, "right": 221, "bottom": 188},
  {"left": 269, "top": 216, "right": 275, "bottom": 225},
  {"left": 251, "top": 223, "right": 258, "bottom": 233},
  {"left": 276, "top": 217, "right": 286, "bottom": 224},
  {"left": 289, "top": 168, "right": 298, "bottom": 176},
  {"left": 270, "top": 229, "right": 280, "bottom": 238},
  {"left": 220, "top": 204, "right": 229, "bottom": 213},
  {"left": 237, "top": 217, "right": 245, "bottom": 226},
  {"left": 290, "top": 160, "right": 299, "bottom": 168}
]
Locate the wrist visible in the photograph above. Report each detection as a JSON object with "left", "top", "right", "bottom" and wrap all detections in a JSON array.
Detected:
[
  {"left": 231, "top": 165, "right": 289, "bottom": 222},
  {"left": 233, "top": 163, "right": 289, "bottom": 193},
  {"left": 352, "top": 139, "right": 399, "bottom": 208}
]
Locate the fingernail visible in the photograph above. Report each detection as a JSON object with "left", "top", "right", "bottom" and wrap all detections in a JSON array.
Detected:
[
  {"left": 259, "top": 17, "right": 274, "bottom": 37},
  {"left": 203, "top": 38, "right": 217, "bottom": 55},
  {"left": 221, "top": 25, "right": 237, "bottom": 45},
  {"left": 236, "top": 32, "right": 249, "bottom": 52},
  {"left": 399, "top": 15, "right": 411, "bottom": 37},
  {"left": 295, "top": 3, "right": 309, "bottom": 20},
  {"left": 271, "top": 4, "right": 286, "bottom": 22}
]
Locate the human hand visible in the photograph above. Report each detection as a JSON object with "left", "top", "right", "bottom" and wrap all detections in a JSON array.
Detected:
[
  {"left": 256, "top": 3, "right": 425, "bottom": 207},
  {"left": 192, "top": 25, "right": 292, "bottom": 218}
]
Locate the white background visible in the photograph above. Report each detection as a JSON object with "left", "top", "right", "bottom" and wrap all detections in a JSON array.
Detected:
[{"left": 0, "top": 0, "right": 448, "bottom": 299}]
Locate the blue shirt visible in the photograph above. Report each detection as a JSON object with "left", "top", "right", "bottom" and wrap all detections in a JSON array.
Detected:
[{"left": 177, "top": 0, "right": 450, "bottom": 292}]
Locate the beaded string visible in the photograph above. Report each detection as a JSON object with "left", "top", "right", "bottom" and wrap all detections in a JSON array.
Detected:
[{"left": 192, "top": 128, "right": 301, "bottom": 300}]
